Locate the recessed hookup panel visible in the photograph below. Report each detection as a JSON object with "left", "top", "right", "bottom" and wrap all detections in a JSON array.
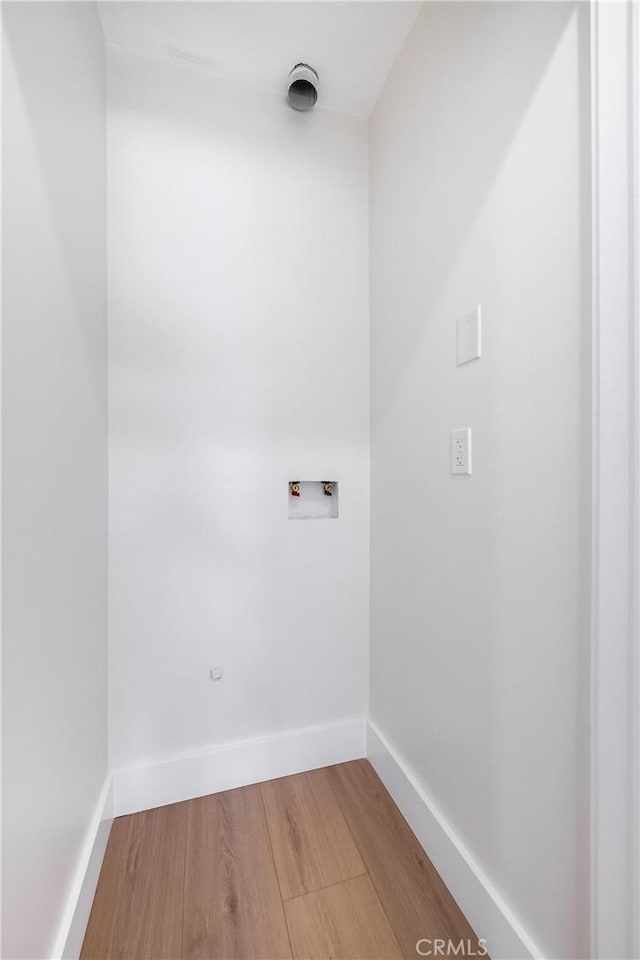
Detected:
[{"left": 288, "top": 480, "right": 338, "bottom": 519}]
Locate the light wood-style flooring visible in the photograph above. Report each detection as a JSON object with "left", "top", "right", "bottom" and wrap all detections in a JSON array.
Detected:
[{"left": 81, "top": 759, "right": 480, "bottom": 959}]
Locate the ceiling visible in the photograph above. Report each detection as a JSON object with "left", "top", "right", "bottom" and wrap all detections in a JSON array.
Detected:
[{"left": 98, "top": 2, "right": 422, "bottom": 118}]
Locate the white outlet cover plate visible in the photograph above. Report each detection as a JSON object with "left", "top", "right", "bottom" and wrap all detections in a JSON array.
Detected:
[
  {"left": 451, "top": 427, "right": 472, "bottom": 475},
  {"left": 457, "top": 305, "right": 482, "bottom": 365}
]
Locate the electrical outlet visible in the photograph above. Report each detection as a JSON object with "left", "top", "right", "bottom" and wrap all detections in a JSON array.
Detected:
[
  {"left": 451, "top": 428, "right": 472, "bottom": 475},
  {"left": 209, "top": 665, "right": 223, "bottom": 682}
]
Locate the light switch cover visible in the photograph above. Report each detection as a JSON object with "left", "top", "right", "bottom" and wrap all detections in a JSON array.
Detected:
[{"left": 457, "top": 305, "right": 482, "bottom": 365}]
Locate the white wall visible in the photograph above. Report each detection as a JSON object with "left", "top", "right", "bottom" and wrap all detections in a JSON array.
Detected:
[
  {"left": 1, "top": 4, "right": 108, "bottom": 958},
  {"left": 369, "top": 4, "right": 590, "bottom": 958},
  {"left": 108, "top": 48, "right": 369, "bottom": 771}
]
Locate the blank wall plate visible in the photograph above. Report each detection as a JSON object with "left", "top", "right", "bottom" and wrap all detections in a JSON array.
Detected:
[
  {"left": 457, "top": 305, "right": 482, "bottom": 365},
  {"left": 451, "top": 428, "right": 472, "bottom": 475}
]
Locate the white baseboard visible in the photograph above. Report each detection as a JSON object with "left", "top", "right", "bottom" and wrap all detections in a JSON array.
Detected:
[
  {"left": 113, "top": 717, "right": 367, "bottom": 817},
  {"left": 367, "top": 720, "right": 543, "bottom": 960},
  {"left": 51, "top": 775, "right": 113, "bottom": 960},
  {"left": 52, "top": 719, "right": 534, "bottom": 960}
]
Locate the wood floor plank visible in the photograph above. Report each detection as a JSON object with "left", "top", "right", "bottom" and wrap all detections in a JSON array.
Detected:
[
  {"left": 327, "top": 760, "right": 481, "bottom": 959},
  {"left": 284, "top": 874, "right": 403, "bottom": 960},
  {"left": 183, "top": 783, "right": 292, "bottom": 959},
  {"left": 261, "top": 768, "right": 365, "bottom": 900},
  {"left": 81, "top": 803, "right": 186, "bottom": 959},
  {"left": 81, "top": 816, "right": 133, "bottom": 959}
]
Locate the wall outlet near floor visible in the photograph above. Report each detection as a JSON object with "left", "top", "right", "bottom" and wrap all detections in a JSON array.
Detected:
[
  {"left": 450, "top": 428, "right": 472, "bottom": 475},
  {"left": 209, "top": 665, "right": 224, "bottom": 682}
]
